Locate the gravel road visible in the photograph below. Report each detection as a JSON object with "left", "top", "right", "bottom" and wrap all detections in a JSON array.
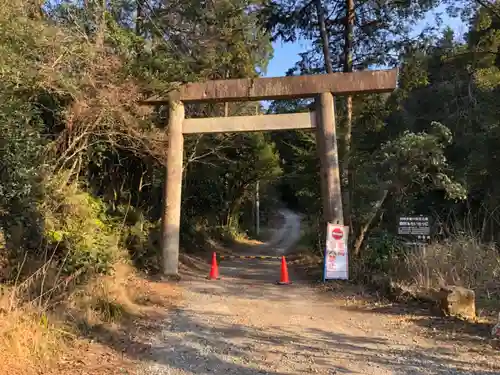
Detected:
[{"left": 139, "top": 210, "right": 500, "bottom": 375}]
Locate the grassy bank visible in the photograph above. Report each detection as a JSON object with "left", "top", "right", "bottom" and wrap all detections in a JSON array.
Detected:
[{"left": 0, "top": 178, "right": 181, "bottom": 375}]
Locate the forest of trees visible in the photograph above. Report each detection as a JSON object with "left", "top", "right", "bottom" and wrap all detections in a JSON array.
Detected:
[{"left": 1, "top": 0, "right": 500, "bottom": 287}]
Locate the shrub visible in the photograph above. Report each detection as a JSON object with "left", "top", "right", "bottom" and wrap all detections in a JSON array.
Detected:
[
  {"left": 363, "top": 231, "right": 406, "bottom": 275},
  {"left": 41, "top": 177, "right": 123, "bottom": 279},
  {"left": 122, "top": 217, "right": 161, "bottom": 274}
]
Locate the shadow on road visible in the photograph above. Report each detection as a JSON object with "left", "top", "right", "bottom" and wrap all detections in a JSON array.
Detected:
[
  {"left": 77, "top": 303, "right": 500, "bottom": 375},
  {"left": 338, "top": 300, "right": 495, "bottom": 349}
]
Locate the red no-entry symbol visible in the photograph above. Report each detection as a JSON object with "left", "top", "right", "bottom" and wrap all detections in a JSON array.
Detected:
[{"left": 332, "top": 227, "right": 343, "bottom": 240}]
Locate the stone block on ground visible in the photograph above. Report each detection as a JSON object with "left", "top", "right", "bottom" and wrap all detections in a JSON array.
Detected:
[{"left": 438, "top": 285, "right": 476, "bottom": 320}]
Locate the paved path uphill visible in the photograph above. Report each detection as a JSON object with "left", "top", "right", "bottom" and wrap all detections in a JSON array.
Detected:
[{"left": 140, "top": 210, "right": 500, "bottom": 375}]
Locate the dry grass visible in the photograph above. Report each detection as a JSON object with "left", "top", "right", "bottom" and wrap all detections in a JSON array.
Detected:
[
  {"left": 0, "top": 302, "right": 65, "bottom": 375},
  {"left": 387, "top": 235, "right": 500, "bottom": 315},
  {"left": 234, "top": 237, "right": 265, "bottom": 246},
  {"left": 403, "top": 236, "right": 499, "bottom": 289},
  {"left": 0, "top": 262, "right": 181, "bottom": 375}
]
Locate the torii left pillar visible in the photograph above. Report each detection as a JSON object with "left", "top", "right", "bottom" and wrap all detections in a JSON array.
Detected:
[{"left": 162, "top": 99, "right": 184, "bottom": 278}]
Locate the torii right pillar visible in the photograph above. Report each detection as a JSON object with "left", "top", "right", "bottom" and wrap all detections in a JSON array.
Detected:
[{"left": 315, "top": 92, "right": 343, "bottom": 226}]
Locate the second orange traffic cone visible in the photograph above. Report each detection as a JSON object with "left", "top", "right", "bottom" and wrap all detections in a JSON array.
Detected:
[
  {"left": 207, "top": 252, "right": 220, "bottom": 280},
  {"left": 277, "top": 256, "right": 292, "bottom": 285}
]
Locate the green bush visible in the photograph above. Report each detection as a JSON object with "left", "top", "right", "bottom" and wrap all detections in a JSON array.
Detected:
[
  {"left": 0, "top": 97, "right": 45, "bottom": 251},
  {"left": 122, "top": 218, "right": 161, "bottom": 274},
  {"left": 363, "top": 231, "right": 406, "bottom": 275},
  {"left": 42, "top": 178, "right": 122, "bottom": 278}
]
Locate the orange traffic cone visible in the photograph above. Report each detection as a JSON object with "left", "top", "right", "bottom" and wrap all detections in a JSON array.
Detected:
[
  {"left": 277, "top": 256, "right": 292, "bottom": 285},
  {"left": 208, "top": 252, "right": 220, "bottom": 280}
]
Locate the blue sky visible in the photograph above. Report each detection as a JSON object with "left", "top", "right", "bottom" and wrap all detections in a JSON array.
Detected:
[{"left": 264, "top": 4, "right": 466, "bottom": 78}]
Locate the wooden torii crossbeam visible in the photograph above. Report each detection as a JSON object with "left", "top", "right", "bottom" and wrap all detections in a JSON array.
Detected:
[{"left": 141, "top": 68, "right": 398, "bottom": 277}]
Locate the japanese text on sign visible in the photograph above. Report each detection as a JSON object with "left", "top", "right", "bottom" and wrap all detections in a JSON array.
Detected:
[
  {"left": 398, "top": 216, "right": 430, "bottom": 236},
  {"left": 324, "top": 223, "right": 349, "bottom": 281}
]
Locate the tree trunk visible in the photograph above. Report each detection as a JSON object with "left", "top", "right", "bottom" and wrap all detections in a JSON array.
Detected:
[
  {"left": 314, "top": 0, "right": 334, "bottom": 74},
  {"left": 225, "top": 185, "right": 249, "bottom": 228},
  {"left": 136, "top": 0, "right": 144, "bottom": 36},
  {"left": 95, "top": 0, "right": 107, "bottom": 48},
  {"left": 353, "top": 190, "right": 388, "bottom": 256},
  {"left": 82, "top": 0, "right": 91, "bottom": 36},
  {"left": 342, "top": 0, "right": 354, "bottom": 231}
]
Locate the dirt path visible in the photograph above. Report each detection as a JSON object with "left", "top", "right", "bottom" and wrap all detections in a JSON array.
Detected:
[
  {"left": 262, "top": 208, "right": 302, "bottom": 254},
  {"left": 139, "top": 211, "right": 500, "bottom": 375}
]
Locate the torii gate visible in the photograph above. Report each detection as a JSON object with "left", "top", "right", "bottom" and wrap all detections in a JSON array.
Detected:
[{"left": 143, "top": 69, "right": 398, "bottom": 277}]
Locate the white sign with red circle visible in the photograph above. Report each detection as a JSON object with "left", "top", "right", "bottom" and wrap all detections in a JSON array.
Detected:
[
  {"left": 331, "top": 227, "right": 343, "bottom": 240},
  {"left": 324, "top": 223, "right": 349, "bottom": 280}
]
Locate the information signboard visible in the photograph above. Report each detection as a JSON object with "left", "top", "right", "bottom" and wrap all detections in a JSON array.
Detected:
[
  {"left": 398, "top": 216, "right": 430, "bottom": 240},
  {"left": 323, "top": 223, "right": 349, "bottom": 280}
]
